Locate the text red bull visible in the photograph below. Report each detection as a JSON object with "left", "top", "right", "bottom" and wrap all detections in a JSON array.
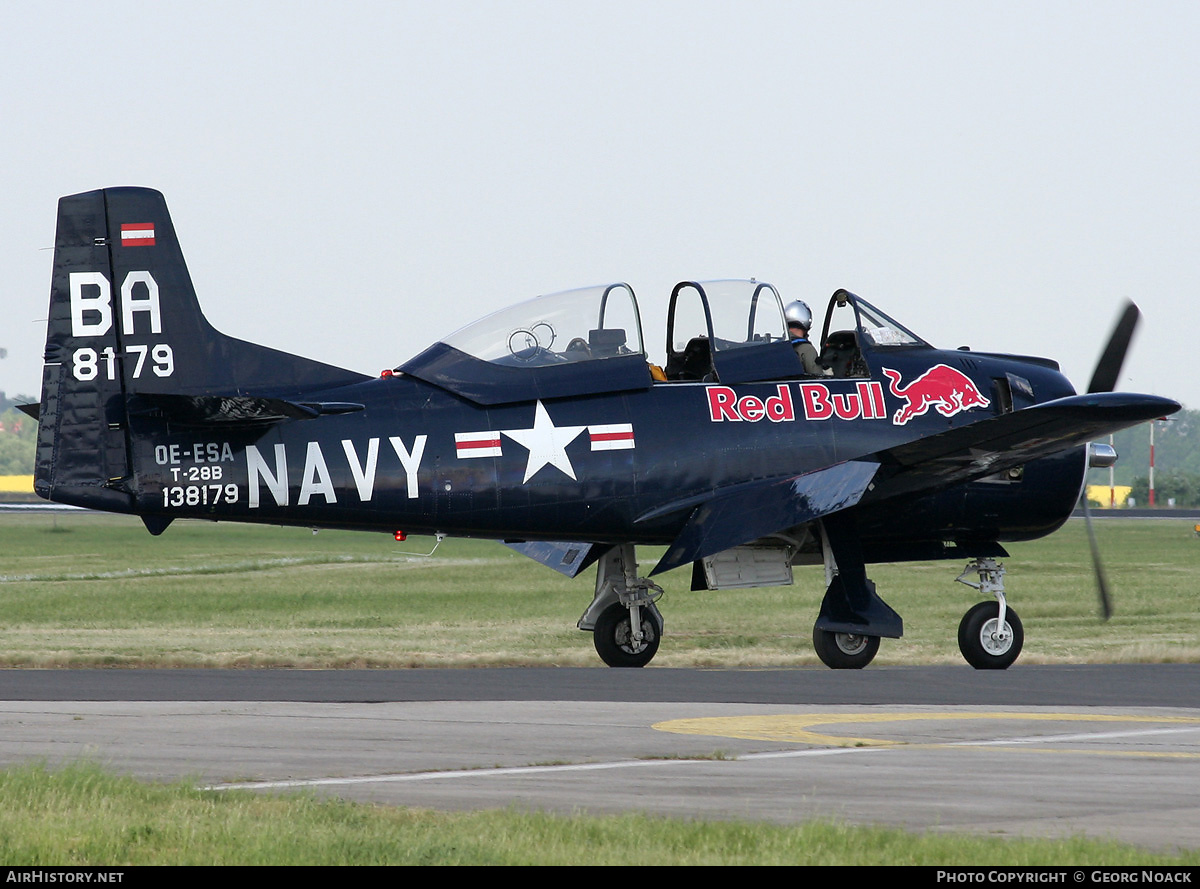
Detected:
[{"left": 706, "top": 381, "right": 887, "bottom": 423}]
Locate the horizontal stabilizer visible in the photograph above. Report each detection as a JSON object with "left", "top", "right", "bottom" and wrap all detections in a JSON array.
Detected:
[
  {"left": 650, "top": 460, "right": 879, "bottom": 576},
  {"left": 129, "top": 393, "right": 364, "bottom": 426}
]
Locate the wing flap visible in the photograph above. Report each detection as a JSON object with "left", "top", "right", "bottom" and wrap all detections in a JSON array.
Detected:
[{"left": 649, "top": 460, "right": 879, "bottom": 576}]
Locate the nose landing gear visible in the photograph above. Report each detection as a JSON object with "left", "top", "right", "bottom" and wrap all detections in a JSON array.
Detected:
[{"left": 955, "top": 558, "right": 1024, "bottom": 669}]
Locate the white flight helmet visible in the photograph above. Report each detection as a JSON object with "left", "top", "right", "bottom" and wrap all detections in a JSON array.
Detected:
[{"left": 785, "top": 300, "right": 813, "bottom": 331}]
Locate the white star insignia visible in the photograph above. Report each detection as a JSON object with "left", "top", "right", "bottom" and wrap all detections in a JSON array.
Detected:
[{"left": 501, "top": 401, "right": 587, "bottom": 483}]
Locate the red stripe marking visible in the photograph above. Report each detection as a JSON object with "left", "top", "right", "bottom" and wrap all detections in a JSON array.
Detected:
[{"left": 457, "top": 438, "right": 501, "bottom": 450}]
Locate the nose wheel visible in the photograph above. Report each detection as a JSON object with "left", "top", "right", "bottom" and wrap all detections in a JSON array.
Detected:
[{"left": 958, "top": 601, "right": 1024, "bottom": 669}]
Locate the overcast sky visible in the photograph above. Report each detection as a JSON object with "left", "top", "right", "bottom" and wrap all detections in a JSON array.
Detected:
[{"left": 3, "top": 1, "right": 1197, "bottom": 408}]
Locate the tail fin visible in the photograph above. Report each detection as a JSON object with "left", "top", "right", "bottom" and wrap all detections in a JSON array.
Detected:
[{"left": 34, "top": 186, "right": 369, "bottom": 510}]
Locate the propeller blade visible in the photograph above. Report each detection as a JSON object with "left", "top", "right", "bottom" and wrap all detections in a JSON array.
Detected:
[
  {"left": 1081, "top": 300, "right": 1138, "bottom": 618},
  {"left": 1081, "top": 493, "right": 1113, "bottom": 621},
  {"left": 1087, "top": 301, "right": 1140, "bottom": 393}
]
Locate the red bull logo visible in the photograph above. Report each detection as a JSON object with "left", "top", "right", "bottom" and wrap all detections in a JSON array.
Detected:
[{"left": 882, "top": 365, "right": 991, "bottom": 426}]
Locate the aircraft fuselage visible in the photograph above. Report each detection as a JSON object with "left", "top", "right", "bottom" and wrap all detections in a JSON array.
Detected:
[{"left": 117, "top": 350, "right": 1083, "bottom": 559}]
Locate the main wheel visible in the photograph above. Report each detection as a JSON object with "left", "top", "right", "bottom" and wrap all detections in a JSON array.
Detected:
[
  {"left": 958, "top": 601, "right": 1024, "bottom": 670},
  {"left": 593, "top": 602, "right": 661, "bottom": 668},
  {"left": 812, "top": 627, "right": 880, "bottom": 669}
]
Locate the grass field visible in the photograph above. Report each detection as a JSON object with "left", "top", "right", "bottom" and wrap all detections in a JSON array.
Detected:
[
  {"left": 0, "top": 512, "right": 1196, "bottom": 667},
  {"left": 2, "top": 513, "right": 1198, "bottom": 864},
  {"left": 0, "top": 762, "right": 1194, "bottom": 866}
]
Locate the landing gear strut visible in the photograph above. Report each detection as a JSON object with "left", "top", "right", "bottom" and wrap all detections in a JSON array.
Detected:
[
  {"left": 810, "top": 515, "right": 900, "bottom": 669},
  {"left": 955, "top": 558, "right": 1024, "bottom": 669},
  {"left": 578, "top": 545, "right": 665, "bottom": 668}
]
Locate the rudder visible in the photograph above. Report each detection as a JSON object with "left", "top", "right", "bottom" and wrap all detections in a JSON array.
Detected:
[{"left": 36, "top": 189, "right": 134, "bottom": 510}]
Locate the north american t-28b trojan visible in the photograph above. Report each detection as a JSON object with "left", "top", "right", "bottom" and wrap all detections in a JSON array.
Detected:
[{"left": 27, "top": 187, "right": 1179, "bottom": 669}]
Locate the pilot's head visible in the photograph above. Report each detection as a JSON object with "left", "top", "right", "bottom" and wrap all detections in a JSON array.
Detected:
[{"left": 785, "top": 300, "right": 812, "bottom": 338}]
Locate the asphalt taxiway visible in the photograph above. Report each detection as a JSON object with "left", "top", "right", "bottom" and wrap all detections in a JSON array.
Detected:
[{"left": 1, "top": 665, "right": 1197, "bottom": 850}]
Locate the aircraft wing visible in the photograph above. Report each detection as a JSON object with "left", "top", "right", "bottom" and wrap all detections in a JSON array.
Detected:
[
  {"left": 647, "top": 460, "right": 880, "bottom": 575},
  {"left": 648, "top": 390, "right": 1176, "bottom": 576},
  {"left": 863, "top": 391, "right": 1178, "bottom": 502}
]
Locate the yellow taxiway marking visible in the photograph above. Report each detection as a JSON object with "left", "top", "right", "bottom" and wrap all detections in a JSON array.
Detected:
[{"left": 653, "top": 712, "right": 1200, "bottom": 758}]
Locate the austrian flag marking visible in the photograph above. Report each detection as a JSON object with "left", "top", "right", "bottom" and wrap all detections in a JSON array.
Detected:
[{"left": 120, "top": 223, "right": 156, "bottom": 247}]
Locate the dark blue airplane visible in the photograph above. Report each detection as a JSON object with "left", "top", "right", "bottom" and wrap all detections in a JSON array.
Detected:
[{"left": 27, "top": 187, "right": 1179, "bottom": 669}]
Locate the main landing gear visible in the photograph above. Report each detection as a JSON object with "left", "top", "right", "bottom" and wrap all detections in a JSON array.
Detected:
[
  {"left": 955, "top": 558, "right": 1023, "bottom": 669},
  {"left": 578, "top": 545, "right": 665, "bottom": 668},
  {"left": 811, "top": 628, "right": 880, "bottom": 669},
  {"left": 810, "top": 514, "right": 901, "bottom": 669},
  {"left": 593, "top": 602, "right": 662, "bottom": 668},
  {"left": 576, "top": 545, "right": 1025, "bottom": 671}
]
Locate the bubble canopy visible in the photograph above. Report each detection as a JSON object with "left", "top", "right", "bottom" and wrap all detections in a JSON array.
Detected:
[
  {"left": 396, "top": 279, "right": 936, "bottom": 405},
  {"left": 440, "top": 283, "right": 645, "bottom": 366},
  {"left": 397, "top": 283, "right": 653, "bottom": 405}
]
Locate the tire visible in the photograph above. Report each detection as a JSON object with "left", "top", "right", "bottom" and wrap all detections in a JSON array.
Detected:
[
  {"left": 958, "top": 601, "right": 1024, "bottom": 670},
  {"left": 812, "top": 627, "right": 880, "bottom": 669},
  {"left": 593, "top": 603, "right": 661, "bottom": 668}
]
